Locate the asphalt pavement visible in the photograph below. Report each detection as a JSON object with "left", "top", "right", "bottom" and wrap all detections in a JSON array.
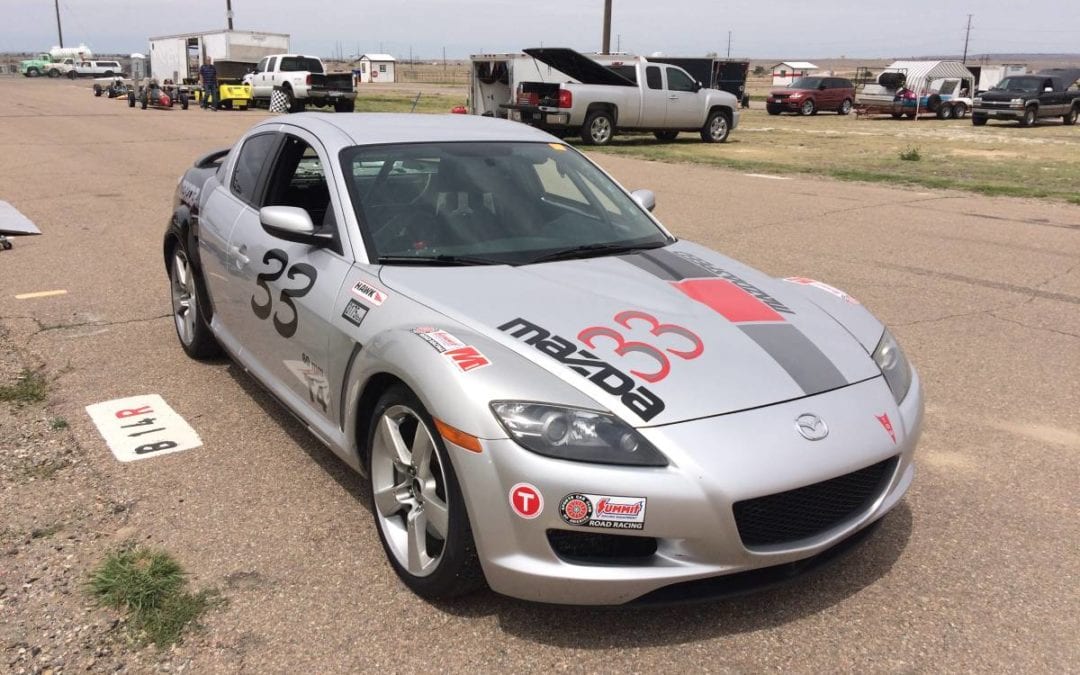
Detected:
[{"left": 1, "top": 77, "right": 1077, "bottom": 672}]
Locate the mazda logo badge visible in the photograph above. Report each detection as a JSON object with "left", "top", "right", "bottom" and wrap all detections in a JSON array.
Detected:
[{"left": 795, "top": 414, "right": 828, "bottom": 441}]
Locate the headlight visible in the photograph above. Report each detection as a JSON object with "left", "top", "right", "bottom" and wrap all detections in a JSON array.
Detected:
[
  {"left": 1010, "top": 98, "right": 1024, "bottom": 107},
  {"left": 973, "top": 97, "right": 982, "bottom": 105},
  {"left": 490, "top": 402, "right": 668, "bottom": 467},
  {"left": 872, "top": 330, "right": 913, "bottom": 404}
]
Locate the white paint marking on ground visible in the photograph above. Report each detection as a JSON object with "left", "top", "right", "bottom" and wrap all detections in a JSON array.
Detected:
[
  {"left": 14, "top": 289, "right": 67, "bottom": 300},
  {"left": 85, "top": 394, "right": 202, "bottom": 462},
  {"left": 743, "top": 173, "right": 791, "bottom": 181}
]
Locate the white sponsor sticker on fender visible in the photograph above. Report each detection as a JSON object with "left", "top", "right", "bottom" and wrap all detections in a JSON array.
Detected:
[
  {"left": 352, "top": 281, "right": 387, "bottom": 306},
  {"left": 784, "top": 277, "right": 860, "bottom": 304},
  {"left": 85, "top": 394, "right": 202, "bottom": 462}
]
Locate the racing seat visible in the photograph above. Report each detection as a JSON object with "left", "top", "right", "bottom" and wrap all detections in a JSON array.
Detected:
[{"left": 428, "top": 158, "right": 502, "bottom": 245}]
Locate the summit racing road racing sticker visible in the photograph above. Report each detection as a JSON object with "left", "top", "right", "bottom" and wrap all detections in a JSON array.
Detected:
[
  {"left": 412, "top": 327, "right": 491, "bottom": 373},
  {"left": 85, "top": 394, "right": 202, "bottom": 462},
  {"left": 559, "top": 493, "right": 647, "bottom": 530},
  {"left": 351, "top": 280, "right": 388, "bottom": 306},
  {"left": 784, "top": 277, "right": 860, "bottom": 304}
]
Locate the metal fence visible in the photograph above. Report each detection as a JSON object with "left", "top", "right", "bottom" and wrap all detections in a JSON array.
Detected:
[{"left": 396, "top": 69, "right": 469, "bottom": 85}]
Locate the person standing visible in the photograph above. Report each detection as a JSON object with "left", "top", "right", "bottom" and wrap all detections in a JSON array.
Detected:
[{"left": 198, "top": 57, "right": 219, "bottom": 110}]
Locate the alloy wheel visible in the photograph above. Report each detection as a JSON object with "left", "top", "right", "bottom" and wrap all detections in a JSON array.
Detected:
[
  {"left": 371, "top": 405, "right": 450, "bottom": 577},
  {"left": 170, "top": 250, "right": 197, "bottom": 346},
  {"left": 590, "top": 116, "right": 612, "bottom": 144}
]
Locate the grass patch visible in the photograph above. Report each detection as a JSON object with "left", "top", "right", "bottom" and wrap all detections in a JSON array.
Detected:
[
  {"left": 898, "top": 146, "right": 921, "bottom": 161},
  {"left": 353, "top": 91, "right": 464, "bottom": 115},
  {"left": 87, "top": 547, "right": 221, "bottom": 647},
  {"left": 49, "top": 417, "right": 69, "bottom": 430},
  {"left": 0, "top": 368, "right": 48, "bottom": 403}
]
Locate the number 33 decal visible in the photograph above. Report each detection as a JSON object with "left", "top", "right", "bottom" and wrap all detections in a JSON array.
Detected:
[
  {"left": 578, "top": 310, "right": 704, "bottom": 383},
  {"left": 251, "top": 248, "right": 318, "bottom": 339}
]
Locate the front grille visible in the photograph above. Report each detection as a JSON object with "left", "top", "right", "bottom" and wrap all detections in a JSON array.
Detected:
[{"left": 733, "top": 456, "right": 897, "bottom": 548}]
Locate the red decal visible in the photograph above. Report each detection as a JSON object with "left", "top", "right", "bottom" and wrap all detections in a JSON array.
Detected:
[
  {"left": 596, "top": 498, "right": 644, "bottom": 516},
  {"left": 673, "top": 278, "right": 785, "bottom": 323},
  {"left": 115, "top": 406, "right": 153, "bottom": 419},
  {"left": 509, "top": 483, "right": 543, "bottom": 519},
  {"left": 444, "top": 346, "right": 490, "bottom": 372},
  {"left": 578, "top": 310, "right": 704, "bottom": 384},
  {"left": 876, "top": 413, "right": 897, "bottom": 444}
]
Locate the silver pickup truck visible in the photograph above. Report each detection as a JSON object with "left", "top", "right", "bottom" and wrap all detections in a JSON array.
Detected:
[{"left": 503, "top": 48, "right": 739, "bottom": 145}]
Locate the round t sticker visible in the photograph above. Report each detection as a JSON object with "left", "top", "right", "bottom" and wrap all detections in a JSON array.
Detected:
[{"left": 509, "top": 483, "right": 544, "bottom": 519}]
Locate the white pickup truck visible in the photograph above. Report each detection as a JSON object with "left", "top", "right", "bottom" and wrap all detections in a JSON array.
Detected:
[
  {"left": 503, "top": 48, "right": 739, "bottom": 145},
  {"left": 248, "top": 54, "right": 356, "bottom": 113}
]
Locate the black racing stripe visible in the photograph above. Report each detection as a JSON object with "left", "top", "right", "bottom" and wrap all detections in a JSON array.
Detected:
[
  {"left": 620, "top": 253, "right": 676, "bottom": 280},
  {"left": 739, "top": 324, "right": 848, "bottom": 395},
  {"left": 641, "top": 248, "right": 717, "bottom": 281}
]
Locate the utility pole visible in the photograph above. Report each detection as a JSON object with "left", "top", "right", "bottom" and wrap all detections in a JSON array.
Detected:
[
  {"left": 602, "top": 0, "right": 612, "bottom": 54},
  {"left": 225, "top": 0, "right": 234, "bottom": 30},
  {"left": 727, "top": 30, "right": 732, "bottom": 58},
  {"left": 54, "top": 0, "right": 63, "bottom": 47},
  {"left": 962, "top": 14, "right": 972, "bottom": 64}
]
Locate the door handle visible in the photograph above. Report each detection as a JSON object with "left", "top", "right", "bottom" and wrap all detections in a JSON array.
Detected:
[
  {"left": 230, "top": 244, "right": 249, "bottom": 269},
  {"left": 668, "top": 95, "right": 678, "bottom": 101}
]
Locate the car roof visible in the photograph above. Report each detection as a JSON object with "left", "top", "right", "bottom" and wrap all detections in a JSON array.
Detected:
[{"left": 253, "top": 113, "right": 558, "bottom": 147}]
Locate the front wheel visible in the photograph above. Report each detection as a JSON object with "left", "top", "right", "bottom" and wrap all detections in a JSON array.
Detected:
[
  {"left": 334, "top": 98, "right": 355, "bottom": 113},
  {"left": 93, "top": 84, "right": 103, "bottom": 97},
  {"left": 838, "top": 99, "right": 852, "bottom": 115},
  {"left": 700, "top": 109, "right": 731, "bottom": 143},
  {"left": 127, "top": 91, "right": 135, "bottom": 108},
  {"left": 972, "top": 115, "right": 987, "bottom": 126},
  {"left": 48, "top": 68, "right": 60, "bottom": 78},
  {"left": 581, "top": 110, "right": 614, "bottom": 145},
  {"left": 27, "top": 68, "right": 40, "bottom": 78},
  {"left": 169, "top": 238, "right": 220, "bottom": 360},
  {"left": 653, "top": 130, "right": 679, "bottom": 142},
  {"left": 1063, "top": 106, "right": 1078, "bottom": 126},
  {"left": 368, "top": 386, "right": 484, "bottom": 600},
  {"left": 1019, "top": 107, "right": 1037, "bottom": 127},
  {"left": 179, "top": 92, "right": 189, "bottom": 110},
  {"left": 799, "top": 99, "right": 816, "bottom": 116},
  {"left": 766, "top": 103, "right": 782, "bottom": 115}
]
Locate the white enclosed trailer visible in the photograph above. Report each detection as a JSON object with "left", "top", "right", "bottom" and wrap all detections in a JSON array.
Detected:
[{"left": 148, "top": 30, "right": 290, "bottom": 83}]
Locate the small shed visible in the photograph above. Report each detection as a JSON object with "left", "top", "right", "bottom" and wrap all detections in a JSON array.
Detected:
[
  {"left": 358, "top": 53, "right": 396, "bottom": 83},
  {"left": 771, "top": 61, "right": 818, "bottom": 86}
]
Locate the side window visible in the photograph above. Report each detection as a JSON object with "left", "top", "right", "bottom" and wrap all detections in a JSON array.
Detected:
[
  {"left": 646, "top": 66, "right": 662, "bottom": 90},
  {"left": 230, "top": 133, "right": 278, "bottom": 205},
  {"left": 379, "top": 64, "right": 387, "bottom": 73},
  {"left": 255, "top": 58, "right": 267, "bottom": 74},
  {"left": 264, "top": 135, "right": 333, "bottom": 229},
  {"left": 267, "top": 57, "right": 278, "bottom": 72},
  {"left": 666, "top": 67, "right": 696, "bottom": 93}
]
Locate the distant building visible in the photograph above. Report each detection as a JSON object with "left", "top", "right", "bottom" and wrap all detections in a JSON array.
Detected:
[
  {"left": 771, "top": 61, "right": 818, "bottom": 86},
  {"left": 358, "top": 53, "right": 396, "bottom": 83}
]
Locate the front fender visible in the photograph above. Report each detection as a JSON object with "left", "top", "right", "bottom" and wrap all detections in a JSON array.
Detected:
[
  {"left": 339, "top": 322, "right": 602, "bottom": 470},
  {"left": 781, "top": 277, "right": 884, "bottom": 353}
]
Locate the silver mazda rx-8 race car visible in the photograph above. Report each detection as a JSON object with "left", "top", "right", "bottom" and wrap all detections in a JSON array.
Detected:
[{"left": 165, "top": 113, "right": 922, "bottom": 605}]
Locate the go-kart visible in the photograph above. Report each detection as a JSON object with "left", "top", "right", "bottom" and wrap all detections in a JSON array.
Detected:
[
  {"left": 128, "top": 79, "right": 189, "bottom": 110},
  {"left": 93, "top": 77, "right": 133, "bottom": 100}
]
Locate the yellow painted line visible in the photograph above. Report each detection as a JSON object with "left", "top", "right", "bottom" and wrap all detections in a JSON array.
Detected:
[{"left": 14, "top": 289, "right": 68, "bottom": 300}]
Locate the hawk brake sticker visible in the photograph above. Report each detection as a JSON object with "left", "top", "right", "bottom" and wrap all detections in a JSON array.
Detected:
[{"left": 352, "top": 281, "right": 387, "bottom": 306}]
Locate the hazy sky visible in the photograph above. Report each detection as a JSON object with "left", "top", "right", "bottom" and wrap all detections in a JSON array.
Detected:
[{"left": 1, "top": 0, "right": 1078, "bottom": 59}]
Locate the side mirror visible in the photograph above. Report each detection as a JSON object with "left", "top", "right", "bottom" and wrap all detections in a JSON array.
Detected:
[
  {"left": 631, "top": 189, "right": 656, "bottom": 212},
  {"left": 259, "top": 206, "right": 332, "bottom": 245},
  {"left": 694, "top": 81, "right": 702, "bottom": 92}
]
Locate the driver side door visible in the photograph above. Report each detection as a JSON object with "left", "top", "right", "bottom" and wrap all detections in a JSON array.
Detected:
[
  {"left": 222, "top": 129, "right": 353, "bottom": 428},
  {"left": 664, "top": 67, "right": 703, "bottom": 128}
]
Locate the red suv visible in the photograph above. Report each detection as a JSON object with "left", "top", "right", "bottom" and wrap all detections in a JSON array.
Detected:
[{"left": 767, "top": 77, "right": 856, "bottom": 116}]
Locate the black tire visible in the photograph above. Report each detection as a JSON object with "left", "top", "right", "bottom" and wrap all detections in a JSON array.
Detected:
[
  {"left": 285, "top": 88, "right": 305, "bottom": 113},
  {"left": 925, "top": 94, "right": 942, "bottom": 113},
  {"left": 67, "top": 70, "right": 76, "bottom": 80},
  {"left": 766, "top": 103, "right": 782, "bottom": 115},
  {"left": 838, "top": 98, "right": 853, "bottom": 115},
  {"left": 891, "top": 112, "right": 903, "bottom": 119},
  {"left": 653, "top": 130, "right": 679, "bottom": 142},
  {"left": 580, "top": 109, "right": 615, "bottom": 146},
  {"left": 953, "top": 102, "right": 967, "bottom": 119},
  {"left": 48, "top": 68, "right": 60, "bottom": 78},
  {"left": 905, "top": 112, "right": 916, "bottom": 120},
  {"left": 103, "top": 71, "right": 114, "bottom": 77},
  {"left": 168, "top": 236, "right": 220, "bottom": 360},
  {"left": 700, "top": 109, "right": 731, "bottom": 143},
  {"left": 1019, "top": 106, "right": 1037, "bottom": 127},
  {"left": 334, "top": 98, "right": 355, "bottom": 113},
  {"left": 1063, "top": 105, "right": 1078, "bottom": 126},
  {"left": 180, "top": 92, "right": 189, "bottom": 110},
  {"left": 972, "top": 115, "right": 987, "bottom": 126},
  {"left": 936, "top": 104, "right": 953, "bottom": 120},
  {"left": 140, "top": 95, "right": 148, "bottom": 110},
  {"left": 27, "top": 67, "right": 40, "bottom": 78},
  {"left": 799, "top": 98, "right": 816, "bottom": 116},
  {"left": 128, "top": 91, "right": 135, "bottom": 108},
  {"left": 367, "top": 385, "right": 484, "bottom": 600},
  {"left": 93, "top": 84, "right": 103, "bottom": 97}
]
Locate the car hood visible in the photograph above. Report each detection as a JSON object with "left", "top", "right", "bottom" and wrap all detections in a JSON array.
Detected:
[
  {"left": 770, "top": 88, "right": 808, "bottom": 95},
  {"left": 380, "top": 241, "right": 882, "bottom": 427},
  {"left": 980, "top": 90, "right": 1030, "bottom": 101}
]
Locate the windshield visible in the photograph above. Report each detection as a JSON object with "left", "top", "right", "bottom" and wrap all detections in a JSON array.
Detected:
[
  {"left": 992, "top": 77, "right": 1043, "bottom": 93},
  {"left": 340, "top": 142, "right": 670, "bottom": 265},
  {"left": 788, "top": 77, "right": 822, "bottom": 89},
  {"left": 280, "top": 56, "right": 324, "bottom": 73}
]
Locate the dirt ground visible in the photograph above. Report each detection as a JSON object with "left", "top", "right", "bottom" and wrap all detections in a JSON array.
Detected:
[{"left": 1, "top": 76, "right": 1078, "bottom": 672}]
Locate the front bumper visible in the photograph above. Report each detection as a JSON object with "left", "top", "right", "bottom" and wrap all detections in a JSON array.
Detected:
[
  {"left": 450, "top": 372, "right": 922, "bottom": 605},
  {"left": 973, "top": 105, "right": 1023, "bottom": 120},
  {"left": 767, "top": 97, "right": 806, "bottom": 111}
]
